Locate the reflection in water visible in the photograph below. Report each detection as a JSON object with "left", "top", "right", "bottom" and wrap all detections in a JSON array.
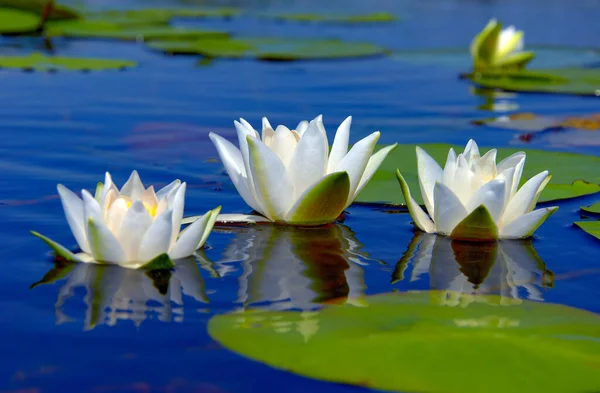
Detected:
[
  {"left": 471, "top": 86, "right": 519, "bottom": 112},
  {"left": 393, "top": 233, "right": 553, "bottom": 306},
  {"left": 214, "top": 224, "right": 376, "bottom": 311},
  {"left": 32, "top": 257, "right": 207, "bottom": 329}
]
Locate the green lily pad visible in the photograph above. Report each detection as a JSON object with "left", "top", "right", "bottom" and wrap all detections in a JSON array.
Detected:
[
  {"left": 262, "top": 11, "right": 396, "bottom": 23},
  {"left": 209, "top": 291, "right": 600, "bottom": 393},
  {"left": 147, "top": 37, "right": 388, "bottom": 61},
  {"left": 581, "top": 202, "right": 600, "bottom": 216},
  {"left": 0, "top": 0, "right": 79, "bottom": 21},
  {"left": 462, "top": 68, "right": 600, "bottom": 96},
  {"left": 46, "top": 19, "right": 227, "bottom": 41},
  {"left": 0, "top": 53, "right": 136, "bottom": 71},
  {"left": 356, "top": 144, "right": 600, "bottom": 205},
  {"left": 84, "top": 7, "right": 240, "bottom": 21},
  {"left": 0, "top": 8, "right": 40, "bottom": 34},
  {"left": 575, "top": 221, "right": 600, "bottom": 240}
]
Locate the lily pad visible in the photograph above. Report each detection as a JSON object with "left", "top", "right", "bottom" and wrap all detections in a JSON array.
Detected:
[
  {"left": 0, "top": 8, "right": 40, "bottom": 34},
  {"left": 356, "top": 144, "right": 600, "bottom": 205},
  {"left": 0, "top": 52, "right": 136, "bottom": 71},
  {"left": 46, "top": 20, "right": 227, "bottom": 41},
  {"left": 0, "top": 0, "right": 79, "bottom": 21},
  {"left": 581, "top": 202, "right": 600, "bottom": 216},
  {"left": 262, "top": 12, "right": 396, "bottom": 23},
  {"left": 84, "top": 7, "right": 240, "bottom": 21},
  {"left": 147, "top": 37, "right": 387, "bottom": 61},
  {"left": 462, "top": 68, "right": 600, "bottom": 96},
  {"left": 209, "top": 291, "right": 600, "bottom": 393},
  {"left": 574, "top": 221, "right": 600, "bottom": 240}
]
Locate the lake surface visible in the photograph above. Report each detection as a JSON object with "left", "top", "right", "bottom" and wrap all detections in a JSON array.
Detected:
[{"left": 1, "top": 0, "right": 599, "bottom": 392}]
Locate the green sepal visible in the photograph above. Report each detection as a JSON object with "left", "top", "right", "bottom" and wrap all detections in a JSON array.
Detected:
[
  {"left": 94, "top": 182, "right": 104, "bottom": 202},
  {"left": 450, "top": 205, "right": 499, "bottom": 241},
  {"left": 471, "top": 19, "right": 501, "bottom": 69},
  {"left": 30, "top": 231, "right": 82, "bottom": 262},
  {"left": 140, "top": 253, "right": 175, "bottom": 270},
  {"left": 494, "top": 51, "right": 535, "bottom": 70}
]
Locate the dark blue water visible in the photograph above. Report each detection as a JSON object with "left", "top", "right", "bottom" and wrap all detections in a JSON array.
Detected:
[{"left": 1, "top": 0, "right": 599, "bottom": 391}]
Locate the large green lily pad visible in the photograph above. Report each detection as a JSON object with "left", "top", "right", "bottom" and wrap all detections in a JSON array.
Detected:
[
  {"left": 147, "top": 37, "right": 387, "bottom": 61},
  {"left": 209, "top": 291, "right": 600, "bottom": 393},
  {"left": 0, "top": 0, "right": 79, "bottom": 21},
  {"left": 0, "top": 8, "right": 40, "bottom": 34},
  {"left": 356, "top": 144, "right": 600, "bottom": 205},
  {"left": 46, "top": 19, "right": 227, "bottom": 41},
  {"left": 581, "top": 202, "right": 600, "bottom": 216},
  {"left": 575, "top": 221, "right": 600, "bottom": 240},
  {"left": 262, "top": 11, "right": 396, "bottom": 23},
  {"left": 0, "top": 53, "right": 136, "bottom": 71},
  {"left": 463, "top": 68, "right": 600, "bottom": 96}
]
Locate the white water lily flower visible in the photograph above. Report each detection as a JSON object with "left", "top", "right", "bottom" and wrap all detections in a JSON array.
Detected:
[
  {"left": 396, "top": 140, "right": 558, "bottom": 241},
  {"left": 470, "top": 19, "right": 534, "bottom": 70},
  {"left": 32, "top": 171, "right": 220, "bottom": 269},
  {"left": 208, "top": 115, "right": 397, "bottom": 225}
]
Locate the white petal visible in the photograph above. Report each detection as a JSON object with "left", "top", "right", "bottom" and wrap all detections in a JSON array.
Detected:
[
  {"left": 397, "top": 171, "right": 436, "bottom": 233},
  {"left": 495, "top": 167, "right": 515, "bottom": 211},
  {"left": 239, "top": 118, "right": 260, "bottom": 138},
  {"left": 197, "top": 206, "right": 220, "bottom": 249},
  {"left": 333, "top": 131, "right": 380, "bottom": 200},
  {"left": 441, "top": 148, "right": 457, "bottom": 186},
  {"left": 57, "top": 184, "right": 90, "bottom": 253},
  {"left": 235, "top": 120, "right": 260, "bottom": 203},
  {"left": 416, "top": 146, "right": 443, "bottom": 218},
  {"left": 117, "top": 200, "right": 153, "bottom": 261},
  {"left": 478, "top": 149, "right": 497, "bottom": 180},
  {"left": 169, "top": 212, "right": 210, "bottom": 260},
  {"left": 433, "top": 182, "right": 467, "bottom": 235},
  {"left": 497, "top": 152, "right": 526, "bottom": 198},
  {"left": 451, "top": 154, "right": 475, "bottom": 204},
  {"left": 287, "top": 120, "right": 328, "bottom": 198},
  {"left": 100, "top": 189, "right": 117, "bottom": 216},
  {"left": 137, "top": 210, "right": 173, "bottom": 262},
  {"left": 213, "top": 213, "right": 271, "bottom": 224},
  {"left": 82, "top": 189, "right": 104, "bottom": 231},
  {"left": 106, "top": 197, "right": 128, "bottom": 233},
  {"left": 261, "top": 117, "right": 275, "bottom": 146},
  {"left": 499, "top": 207, "right": 558, "bottom": 239},
  {"left": 296, "top": 120, "right": 309, "bottom": 135},
  {"left": 168, "top": 182, "right": 186, "bottom": 248},
  {"left": 463, "top": 139, "right": 480, "bottom": 166},
  {"left": 247, "top": 136, "right": 295, "bottom": 221},
  {"left": 209, "top": 133, "right": 263, "bottom": 214},
  {"left": 501, "top": 171, "right": 549, "bottom": 227},
  {"left": 120, "top": 170, "right": 145, "bottom": 200},
  {"left": 141, "top": 186, "right": 158, "bottom": 208},
  {"left": 100, "top": 172, "right": 119, "bottom": 203},
  {"left": 465, "top": 179, "right": 507, "bottom": 224},
  {"left": 326, "top": 116, "right": 351, "bottom": 173},
  {"left": 87, "top": 217, "right": 126, "bottom": 264},
  {"left": 156, "top": 179, "right": 181, "bottom": 201},
  {"left": 271, "top": 125, "right": 298, "bottom": 167},
  {"left": 352, "top": 143, "right": 397, "bottom": 203}
]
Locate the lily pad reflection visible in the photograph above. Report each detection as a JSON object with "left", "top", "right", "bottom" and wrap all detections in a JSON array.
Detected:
[{"left": 32, "top": 257, "right": 207, "bottom": 329}]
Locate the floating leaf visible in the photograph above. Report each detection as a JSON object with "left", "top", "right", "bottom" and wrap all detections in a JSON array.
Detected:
[
  {"left": 147, "top": 37, "right": 387, "bottom": 61},
  {"left": 262, "top": 11, "right": 396, "bottom": 23},
  {"left": 0, "top": 52, "right": 136, "bottom": 71},
  {"left": 46, "top": 19, "right": 227, "bottom": 41},
  {"left": 0, "top": 0, "right": 79, "bottom": 21},
  {"left": 581, "top": 202, "right": 600, "bottom": 216},
  {"left": 574, "top": 221, "right": 600, "bottom": 240},
  {"left": 0, "top": 8, "right": 40, "bottom": 34},
  {"left": 209, "top": 291, "right": 600, "bottom": 393},
  {"left": 84, "top": 7, "right": 240, "bottom": 21},
  {"left": 357, "top": 144, "right": 600, "bottom": 205}
]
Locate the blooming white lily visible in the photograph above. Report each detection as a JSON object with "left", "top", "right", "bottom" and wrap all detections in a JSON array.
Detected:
[
  {"left": 208, "top": 115, "right": 397, "bottom": 225},
  {"left": 32, "top": 171, "right": 220, "bottom": 269},
  {"left": 470, "top": 19, "right": 534, "bottom": 70},
  {"left": 396, "top": 140, "right": 558, "bottom": 240}
]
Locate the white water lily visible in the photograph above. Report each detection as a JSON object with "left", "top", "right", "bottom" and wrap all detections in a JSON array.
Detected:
[
  {"left": 208, "top": 115, "right": 397, "bottom": 225},
  {"left": 470, "top": 19, "right": 534, "bottom": 70},
  {"left": 396, "top": 140, "right": 558, "bottom": 240},
  {"left": 32, "top": 171, "right": 220, "bottom": 269}
]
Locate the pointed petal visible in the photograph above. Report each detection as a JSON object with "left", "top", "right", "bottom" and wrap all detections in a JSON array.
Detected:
[
  {"left": 501, "top": 171, "right": 549, "bottom": 227},
  {"left": 465, "top": 179, "right": 507, "bottom": 224},
  {"left": 141, "top": 186, "right": 158, "bottom": 209},
  {"left": 497, "top": 29, "right": 524, "bottom": 59},
  {"left": 82, "top": 189, "right": 104, "bottom": 240},
  {"left": 210, "top": 213, "right": 271, "bottom": 224},
  {"left": 478, "top": 149, "right": 497, "bottom": 180},
  {"left": 296, "top": 120, "right": 309, "bottom": 135},
  {"left": 441, "top": 148, "right": 457, "bottom": 186},
  {"left": 247, "top": 136, "right": 294, "bottom": 221},
  {"left": 497, "top": 152, "right": 526, "bottom": 198},
  {"left": 463, "top": 139, "right": 480, "bottom": 166},
  {"left": 396, "top": 170, "right": 435, "bottom": 233},
  {"left": 138, "top": 210, "right": 173, "bottom": 262},
  {"left": 531, "top": 174, "right": 551, "bottom": 213},
  {"left": 288, "top": 120, "right": 328, "bottom": 198},
  {"left": 31, "top": 231, "right": 83, "bottom": 262},
  {"left": 198, "top": 206, "right": 221, "bottom": 249},
  {"left": 156, "top": 179, "right": 181, "bottom": 201},
  {"left": 239, "top": 118, "right": 260, "bottom": 138},
  {"left": 450, "top": 205, "right": 499, "bottom": 241},
  {"left": 352, "top": 143, "right": 398, "bottom": 203},
  {"left": 285, "top": 172, "right": 350, "bottom": 225},
  {"left": 326, "top": 116, "right": 351, "bottom": 173},
  {"left": 451, "top": 154, "right": 475, "bottom": 204},
  {"left": 101, "top": 172, "right": 119, "bottom": 202},
  {"left": 100, "top": 189, "right": 117, "bottom": 216},
  {"left": 57, "top": 184, "right": 90, "bottom": 253},
  {"left": 500, "top": 207, "right": 558, "bottom": 239},
  {"left": 271, "top": 125, "right": 298, "bottom": 167},
  {"left": 120, "top": 170, "right": 145, "bottom": 200},
  {"left": 209, "top": 133, "right": 263, "bottom": 214},
  {"left": 433, "top": 182, "right": 467, "bottom": 235},
  {"left": 170, "top": 212, "right": 210, "bottom": 260},
  {"left": 262, "top": 117, "right": 274, "bottom": 145},
  {"left": 117, "top": 200, "right": 153, "bottom": 261},
  {"left": 416, "top": 146, "right": 443, "bottom": 217},
  {"left": 105, "top": 197, "right": 128, "bottom": 233},
  {"left": 168, "top": 182, "right": 186, "bottom": 248},
  {"left": 87, "top": 217, "right": 126, "bottom": 263},
  {"left": 333, "top": 131, "right": 380, "bottom": 199},
  {"left": 235, "top": 121, "right": 261, "bottom": 207}
]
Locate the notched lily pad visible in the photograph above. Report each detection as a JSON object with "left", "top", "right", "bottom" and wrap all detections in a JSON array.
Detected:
[
  {"left": 357, "top": 144, "right": 600, "bottom": 205},
  {"left": 581, "top": 202, "right": 600, "bottom": 216},
  {"left": 263, "top": 11, "right": 396, "bottom": 23},
  {"left": 574, "top": 221, "right": 600, "bottom": 240},
  {"left": 148, "top": 37, "right": 387, "bottom": 61},
  {"left": 0, "top": 52, "right": 136, "bottom": 71},
  {"left": 209, "top": 291, "right": 600, "bottom": 393}
]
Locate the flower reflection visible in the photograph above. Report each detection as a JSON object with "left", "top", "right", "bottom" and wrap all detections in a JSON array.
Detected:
[
  {"left": 32, "top": 257, "right": 207, "bottom": 329},
  {"left": 393, "top": 232, "right": 553, "bottom": 306},
  {"left": 213, "top": 224, "right": 377, "bottom": 311}
]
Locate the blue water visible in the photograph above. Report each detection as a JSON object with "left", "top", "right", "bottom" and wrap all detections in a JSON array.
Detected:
[{"left": 1, "top": 0, "right": 599, "bottom": 391}]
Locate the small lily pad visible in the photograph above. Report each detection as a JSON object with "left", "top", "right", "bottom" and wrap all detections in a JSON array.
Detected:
[
  {"left": 209, "top": 291, "right": 600, "bottom": 393},
  {"left": 0, "top": 52, "right": 136, "bottom": 71},
  {"left": 84, "top": 7, "right": 240, "bottom": 21},
  {"left": 581, "top": 202, "right": 600, "bottom": 216},
  {"left": 0, "top": 0, "right": 79, "bottom": 21},
  {"left": 357, "top": 144, "right": 600, "bottom": 205},
  {"left": 574, "top": 221, "right": 600, "bottom": 240},
  {"left": 263, "top": 12, "right": 396, "bottom": 23},
  {"left": 0, "top": 8, "right": 40, "bottom": 34},
  {"left": 147, "top": 37, "right": 387, "bottom": 61}
]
